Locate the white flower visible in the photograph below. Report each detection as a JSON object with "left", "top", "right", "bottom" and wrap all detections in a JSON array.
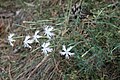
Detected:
[
  {"left": 44, "top": 25, "right": 55, "bottom": 39},
  {"left": 23, "top": 35, "right": 33, "bottom": 48},
  {"left": 8, "top": 33, "right": 16, "bottom": 46},
  {"left": 41, "top": 42, "right": 53, "bottom": 55},
  {"left": 32, "top": 30, "right": 42, "bottom": 43},
  {"left": 60, "top": 45, "right": 75, "bottom": 59}
]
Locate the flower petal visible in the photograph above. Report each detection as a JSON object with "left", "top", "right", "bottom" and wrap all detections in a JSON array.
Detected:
[
  {"left": 68, "top": 52, "right": 75, "bottom": 56},
  {"left": 65, "top": 54, "right": 69, "bottom": 59},
  {"left": 10, "top": 33, "right": 14, "bottom": 37},
  {"left": 41, "top": 43, "right": 45, "bottom": 47},
  {"left": 35, "top": 30, "right": 39, "bottom": 35},
  {"left": 25, "top": 35, "right": 31, "bottom": 41},
  {"left": 36, "top": 35, "right": 42, "bottom": 38},
  {"left": 10, "top": 42, "right": 14, "bottom": 46},
  {"left": 27, "top": 39, "right": 34, "bottom": 44},
  {"left": 49, "top": 27, "right": 53, "bottom": 31},
  {"left": 67, "top": 46, "right": 73, "bottom": 51},
  {"left": 62, "top": 45, "right": 66, "bottom": 51},
  {"left": 45, "top": 42, "right": 50, "bottom": 47},
  {"left": 46, "top": 48, "right": 53, "bottom": 52},
  {"left": 60, "top": 52, "right": 66, "bottom": 55},
  {"left": 42, "top": 48, "right": 47, "bottom": 54}
]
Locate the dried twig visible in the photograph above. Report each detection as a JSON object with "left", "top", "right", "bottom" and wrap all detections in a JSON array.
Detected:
[
  {"left": 27, "top": 55, "right": 49, "bottom": 80},
  {"left": 8, "top": 63, "right": 13, "bottom": 80}
]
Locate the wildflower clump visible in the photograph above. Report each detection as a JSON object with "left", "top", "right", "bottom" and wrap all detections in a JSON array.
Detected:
[
  {"left": 7, "top": 25, "right": 76, "bottom": 59},
  {"left": 23, "top": 35, "right": 34, "bottom": 48},
  {"left": 41, "top": 42, "right": 53, "bottom": 55},
  {"left": 8, "top": 33, "right": 16, "bottom": 46},
  {"left": 32, "top": 30, "right": 42, "bottom": 43},
  {"left": 44, "top": 25, "right": 55, "bottom": 39},
  {"left": 60, "top": 45, "right": 75, "bottom": 59}
]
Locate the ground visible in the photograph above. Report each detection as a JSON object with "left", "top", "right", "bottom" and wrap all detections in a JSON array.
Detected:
[{"left": 0, "top": 0, "right": 120, "bottom": 80}]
